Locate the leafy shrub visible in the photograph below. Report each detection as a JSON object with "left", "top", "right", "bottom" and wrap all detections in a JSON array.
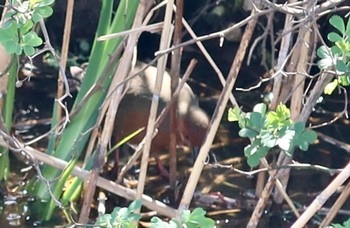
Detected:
[
  {"left": 317, "top": 15, "right": 350, "bottom": 94},
  {"left": 95, "top": 200, "right": 215, "bottom": 228},
  {"left": 95, "top": 200, "right": 142, "bottom": 228},
  {"left": 228, "top": 103, "right": 317, "bottom": 167},
  {"left": 332, "top": 218, "right": 350, "bottom": 228},
  {"left": 151, "top": 208, "right": 215, "bottom": 228},
  {"left": 0, "top": 0, "right": 54, "bottom": 56}
]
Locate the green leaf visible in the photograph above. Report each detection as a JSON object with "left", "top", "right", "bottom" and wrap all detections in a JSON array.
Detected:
[
  {"left": 128, "top": 213, "right": 142, "bottom": 222},
  {"left": 116, "top": 207, "right": 129, "bottom": 218},
  {"left": 27, "top": 35, "right": 43, "bottom": 46},
  {"left": 317, "top": 46, "right": 334, "bottom": 70},
  {"left": 275, "top": 103, "right": 290, "bottom": 120},
  {"left": 294, "top": 122, "right": 305, "bottom": 133},
  {"left": 298, "top": 139, "right": 309, "bottom": 151},
  {"left": 292, "top": 128, "right": 317, "bottom": 152},
  {"left": 128, "top": 199, "right": 142, "bottom": 212},
  {"left": 29, "top": 0, "right": 42, "bottom": 8},
  {"left": 247, "top": 155, "right": 260, "bottom": 168},
  {"left": 0, "top": 27, "right": 17, "bottom": 44},
  {"left": 328, "top": 32, "right": 343, "bottom": 42},
  {"left": 301, "top": 130, "right": 317, "bottom": 144},
  {"left": 227, "top": 107, "right": 241, "bottom": 122},
  {"left": 23, "top": 45, "right": 35, "bottom": 56},
  {"left": 150, "top": 217, "right": 178, "bottom": 228},
  {"left": 2, "top": 19, "right": 14, "bottom": 29},
  {"left": 19, "top": 20, "right": 34, "bottom": 35},
  {"left": 330, "top": 15, "right": 345, "bottom": 35},
  {"left": 336, "top": 59, "right": 347, "bottom": 73},
  {"left": 187, "top": 208, "right": 213, "bottom": 228},
  {"left": 339, "top": 75, "right": 350, "bottom": 86},
  {"left": 181, "top": 210, "right": 191, "bottom": 222},
  {"left": 17, "top": 1, "right": 30, "bottom": 15},
  {"left": 331, "top": 45, "right": 342, "bottom": 55},
  {"left": 238, "top": 117, "right": 247, "bottom": 129},
  {"left": 244, "top": 144, "right": 268, "bottom": 168},
  {"left": 265, "top": 103, "right": 291, "bottom": 128},
  {"left": 92, "top": 201, "right": 141, "bottom": 228},
  {"left": 253, "top": 103, "right": 267, "bottom": 116},
  {"left": 5, "top": 41, "right": 21, "bottom": 55},
  {"left": 332, "top": 224, "right": 345, "bottom": 228},
  {"left": 277, "top": 129, "right": 295, "bottom": 151},
  {"left": 324, "top": 79, "right": 338, "bottom": 95},
  {"left": 32, "top": 13, "right": 42, "bottom": 23},
  {"left": 188, "top": 208, "right": 206, "bottom": 218},
  {"left": 260, "top": 130, "right": 276, "bottom": 148},
  {"left": 257, "top": 145, "right": 269, "bottom": 158},
  {"left": 265, "top": 111, "right": 279, "bottom": 126},
  {"left": 317, "top": 45, "right": 332, "bottom": 59},
  {"left": 317, "top": 58, "right": 333, "bottom": 70},
  {"left": 343, "top": 218, "right": 350, "bottom": 228},
  {"left": 151, "top": 208, "right": 213, "bottom": 228},
  {"left": 345, "top": 47, "right": 350, "bottom": 57},
  {"left": 38, "top": 0, "right": 55, "bottom": 7},
  {"left": 35, "top": 6, "right": 54, "bottom": 19},
  {"left": 25, "top": 36, "right": 42, "bottom": 47},
  {"left": 244, "top": 139, "right": 270, "bottom": 168},
  {"left": 249, "top": 112, "right": 263, "bottom": 130},
  {"left": 95, "top": 214, "right": 112, "bottom": 227},
  {"left": 23, "top": 31, "right": 42, "bottom": 46},
  {"left": 336, "top": 40, "right": 350, "bottom": 53},
  {"left": 244, "top": 143, "right": 255, "bottom": 157},
  {"left": 239, "top": 128, "right": 258, "bottom": 138},
  {"left": 110, "top": 206, "right": 121, "bottom": 217}
]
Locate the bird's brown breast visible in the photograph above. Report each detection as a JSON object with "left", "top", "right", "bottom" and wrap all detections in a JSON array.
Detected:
[{"left": 114, "top": 62, "right": 209, "bottom": 154}]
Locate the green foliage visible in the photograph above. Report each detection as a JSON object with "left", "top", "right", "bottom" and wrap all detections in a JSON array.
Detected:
[
  {"left": 95, "top": 200, "right": 142, "bottom": 228},
  {"left": 228, "top": 103, "right": 317, "bottom": 168},
  {"left": 95, "top": 202, "right": 214, "bottom": 228},
  {"left": 0, "top": 0, "right": 54, "bottom": 55},
  {"left": 332, "top": 218, "right": 350, "bottom": 228},
  {"left": 150, "top": 217, "right": 179, "bottom": 228},
  {"left": 30, "top": 0, "right": 140, "bottom": 220},
  {"left": 151, "top": 208, "right": 215, "bottom": 228},
  {"left": 0, "top": 56, "right": 18, "bottom": 180},
  {"left": 317, "top": 15, "right": 350, "bottom": 94}
]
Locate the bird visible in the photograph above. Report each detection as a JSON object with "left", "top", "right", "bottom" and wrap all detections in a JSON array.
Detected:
[{"left": 114, "top": 62, "right": 210, "bottom": 175}]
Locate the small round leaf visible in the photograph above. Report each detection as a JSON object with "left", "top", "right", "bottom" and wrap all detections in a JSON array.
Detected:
[
  {"left": 328, "top": 32, "right": 343, "bottom": 42},
  {"left": 239, "top": 128, "right": 258, "bottom": 138},
  {"left": 330, "top": 15, "right": 345, "bottom": 35}
]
